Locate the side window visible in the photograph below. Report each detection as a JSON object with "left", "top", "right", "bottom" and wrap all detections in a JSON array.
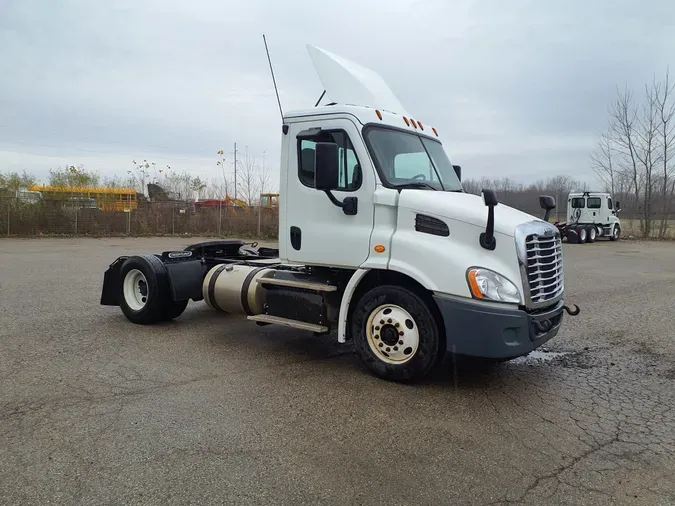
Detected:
[
  {"left": 571, "top": 197, "right": 585, "bottom": 208},
  {"left": 587, "top": 197, "right": 601, "bottom": 209},
  {"left": 608, "top": 198, "right": 613, "bottom": 210},
  {"left": 297, "top": 130, "right": 361, "bottom": 191}
]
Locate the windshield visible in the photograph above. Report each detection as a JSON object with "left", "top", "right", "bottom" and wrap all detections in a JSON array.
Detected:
[{"left": 363, "top": 126, "right": 463, "bottom": 192}]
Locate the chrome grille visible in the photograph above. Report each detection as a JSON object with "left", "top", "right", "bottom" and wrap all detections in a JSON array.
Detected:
[{"left": 524, "top": 233, "right": 564, "bottom": 306}]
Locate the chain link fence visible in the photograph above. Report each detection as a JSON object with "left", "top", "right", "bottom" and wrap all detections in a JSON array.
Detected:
[
  {"left": 1, "top": 195, "right": 672, "bottom": 239},
  {"left": 0, "top": 198, "right": 279, "bottom": 238}
]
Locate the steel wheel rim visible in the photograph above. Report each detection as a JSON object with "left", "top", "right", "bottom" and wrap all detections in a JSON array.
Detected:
[
  {"left": 366, "top": 304, "right": 419, "bottom": 365},
  {"left": 123, "top": 269, "right": 149, "bottom": 311}
]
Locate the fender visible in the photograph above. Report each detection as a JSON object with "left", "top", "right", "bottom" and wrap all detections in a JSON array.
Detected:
[{"left": 337, "top": 268, "right": 369, "bottom": 343}]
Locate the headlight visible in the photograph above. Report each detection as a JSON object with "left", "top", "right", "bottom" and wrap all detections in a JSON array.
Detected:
[{"left": 467, "top": 268, "right": 521, "bottom": 304}]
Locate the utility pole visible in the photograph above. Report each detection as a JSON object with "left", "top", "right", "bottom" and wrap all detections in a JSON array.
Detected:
[{"left": 233, "top": 142, "right": 238, "bottom": 201}]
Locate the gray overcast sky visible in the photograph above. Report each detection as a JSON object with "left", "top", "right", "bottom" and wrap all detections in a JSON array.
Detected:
[{"left": 1, "top": 0, "right": 673, "bottom": 190}]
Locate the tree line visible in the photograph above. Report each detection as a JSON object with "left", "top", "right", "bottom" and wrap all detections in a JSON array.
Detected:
[{"left": 0, "top": 147, "right": 274, "bottom": 206}]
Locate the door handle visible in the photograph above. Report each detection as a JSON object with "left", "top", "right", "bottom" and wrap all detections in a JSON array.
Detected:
[{"left": 290, "top": 226, "right": 301, "bottom": 250}]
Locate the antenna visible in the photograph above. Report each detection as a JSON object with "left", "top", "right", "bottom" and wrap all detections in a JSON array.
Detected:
[{"left": 262, "top": 34, "right": 284, "bottom": 121}]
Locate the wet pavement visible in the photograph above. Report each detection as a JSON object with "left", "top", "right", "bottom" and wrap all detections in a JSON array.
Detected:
[{"left": 1, "top": 237, "right": 674, "bottom": 505}]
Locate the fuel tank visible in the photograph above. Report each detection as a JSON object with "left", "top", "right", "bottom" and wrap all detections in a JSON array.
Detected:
[{"left": 202, "top": 264, "right": 276, "bottom": 315}]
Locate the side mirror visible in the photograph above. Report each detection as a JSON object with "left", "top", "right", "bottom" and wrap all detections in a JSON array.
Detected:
[
  {"left": 453, "top": 164, "right": 462, "bottom": 182},
  {"left": 480, "top": 189, "right": 498, "bottom": 250},
  {"left": 615, "top": 201, "right": 620, "bottom": 210},
  {"left": 314, "top": 142, "right": 340, "bottom": 191},
  {"left": 539, "top": 195, "right": 556, "bottom": 222},
  {"left": 482, "top": 188, "right": 498, "bottom": 207}
]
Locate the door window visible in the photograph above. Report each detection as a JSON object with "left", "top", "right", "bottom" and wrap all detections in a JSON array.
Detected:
[{"left": 298, "top": 130, "right": 361, "bottom": 191}]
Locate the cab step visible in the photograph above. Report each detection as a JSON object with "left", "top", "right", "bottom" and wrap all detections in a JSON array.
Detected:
[
  {"left": 247, "top": 314, "right": 329, "bottom": 333},
  {"left": 255, "top": 277, "right": 337, "bottom": 292}
]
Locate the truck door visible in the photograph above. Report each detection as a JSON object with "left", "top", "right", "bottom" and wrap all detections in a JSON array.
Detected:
[{"left": 285, "top": 117, "right": 375, "bottom": 268}]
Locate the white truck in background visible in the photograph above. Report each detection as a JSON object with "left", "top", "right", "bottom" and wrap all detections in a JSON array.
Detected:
[
  {"left": 554, "top": 191, "right": 622, "bottom": 244},
  {"left": 100, "top": 44, "right": 581, "bottom": 382}
]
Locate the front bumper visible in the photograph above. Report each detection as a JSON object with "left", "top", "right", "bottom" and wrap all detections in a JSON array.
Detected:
[{"left": 432, "top": 294, "right": 564, "bottom": 359}]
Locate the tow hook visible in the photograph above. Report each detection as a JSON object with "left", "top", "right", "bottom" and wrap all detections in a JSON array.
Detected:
[{"left": 563, "top": 304, "right": 580, "bottom": 316}]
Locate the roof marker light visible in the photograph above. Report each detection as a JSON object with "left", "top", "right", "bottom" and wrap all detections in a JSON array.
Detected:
[
  {"left": 418, "top": 121, "right": 424, "bottom": 131},
  {"left": 403, "top": 116, "right": 410, "bottom": 126},
  {"left": 376, "top": 109, "right": 383, "bottom": 120},
  {"left": 410, "top": 119, "right": 418, "bottom": 128},
  {"left": 432, "top": 127, "right": 439, "bottom": 136}
]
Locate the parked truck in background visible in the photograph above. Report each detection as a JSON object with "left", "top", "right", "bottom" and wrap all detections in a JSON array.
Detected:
[
  {"left": 554, "top": 191, "right": 622, "bottom": 244},
  {"left": 100, "top": 44, "right": 580, "bottom": 382}
]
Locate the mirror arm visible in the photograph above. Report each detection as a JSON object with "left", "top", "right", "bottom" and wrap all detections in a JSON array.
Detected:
[
  {"left": 480, "top": 205, "right": 496, "bottom": 250},
  {"left": 324, "top": 190, "right": 358, "bottom": 216},
  {"left": 543, "top": 208, "right": 552, "bottom": 222}
]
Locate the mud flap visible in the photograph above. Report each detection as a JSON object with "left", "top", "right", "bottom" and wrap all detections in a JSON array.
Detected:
[{"left": 100, "top": 256, "right": 128, "bottom": 306}]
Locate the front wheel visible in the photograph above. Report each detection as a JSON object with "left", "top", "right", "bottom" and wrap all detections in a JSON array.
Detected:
[
  {"left": 350, "top": 285, "right": 443, "bottom": 382},
  {"left": 610, "top": 224, "right": 621, "bottom": 241}
]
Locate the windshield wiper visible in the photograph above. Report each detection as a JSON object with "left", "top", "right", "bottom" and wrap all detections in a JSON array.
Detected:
[{"left": 392, "top": 182, "right": 437, "bottom": 191}]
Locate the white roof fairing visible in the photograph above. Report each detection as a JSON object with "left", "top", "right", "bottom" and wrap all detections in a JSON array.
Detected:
[{"left": 306, "top": 45, "right": 410, "bottom": 117}]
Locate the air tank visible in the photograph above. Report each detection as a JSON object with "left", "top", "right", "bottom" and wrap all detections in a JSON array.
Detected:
[{"left": 202, "top": 264, "right": 276, "bottom": 315}]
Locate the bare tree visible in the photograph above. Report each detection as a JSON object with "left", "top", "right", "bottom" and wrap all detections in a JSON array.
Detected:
[
  {"left": 653, "top": 67, "right": 675, "bottom": 238},
  {"left": 238, "top": 147, "right": 261, "bottom": 206},
  {"left": 590, "top": 129, "right": 616, "bottom": 194}
]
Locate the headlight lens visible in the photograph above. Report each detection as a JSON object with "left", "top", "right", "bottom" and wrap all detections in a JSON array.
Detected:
[{"left": 467, "top": 268, "right": 521, "bottom": 304}]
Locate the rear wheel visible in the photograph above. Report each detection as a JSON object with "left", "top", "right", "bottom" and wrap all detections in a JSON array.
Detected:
[
  {"left": 586, "top": 225, "right": 597, "bottom": 243},
  {"left": 119, "top": 255, "right": 186, "bottom": 324},
  {"left": 351, "top": 284, "right": 442, "bottom": 382},
  {"left": 576, "top": 226, "right": 587, "bottom": 244}
]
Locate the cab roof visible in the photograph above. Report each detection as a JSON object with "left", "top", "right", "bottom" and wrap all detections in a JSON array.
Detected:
[{"left": 284, "top": 104, "right": 442, "bottom": 140}]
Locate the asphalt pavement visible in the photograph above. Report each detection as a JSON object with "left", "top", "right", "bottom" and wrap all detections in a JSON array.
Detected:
[{"left": 1, "top": 237, "right": 674, "bottom": 505}]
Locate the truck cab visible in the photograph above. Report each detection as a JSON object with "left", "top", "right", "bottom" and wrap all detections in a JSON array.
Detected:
[
  {"left": 100, "top": 44, "right": 579, "bottom": 382},
  {"left": 566, "top": 191, "right": 621, "bottom": 242}
]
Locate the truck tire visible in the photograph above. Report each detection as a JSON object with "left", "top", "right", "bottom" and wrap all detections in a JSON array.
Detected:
[
  {"left": 610, "top": 224, "right": 621, "bottom": 241},
  {"left": 119, "top": 255, "right": 174, "bottom": 325},
  {"left": 350, "top": 284, "right": 442, "bottom": 382},
  {"left": 586, "top": 225, "right": 597, "bottom": 243},
  {"left": 576, "top": 225, "right": 587, "bottom": 244}
]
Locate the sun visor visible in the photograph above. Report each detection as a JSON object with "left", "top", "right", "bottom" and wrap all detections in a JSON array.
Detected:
[{"left": 306, "top": 45, "right": 409, "bottom": 116}]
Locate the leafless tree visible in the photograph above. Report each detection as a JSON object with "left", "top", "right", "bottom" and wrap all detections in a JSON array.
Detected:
[
  {"left": 238, "top": 147, "right": 260, "bottom": 206},
  {"left": 590, "top": 129, "right": 616, "bottom": 195},
  {"left": 654, "top": 67, "right": 675, "bottom": 238},
  {"left": 593, "top": 69, "right": 675, "bottom": 238}
]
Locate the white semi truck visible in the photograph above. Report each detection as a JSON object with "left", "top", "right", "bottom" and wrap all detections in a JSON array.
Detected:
[
  {"left": 553, "top": 191, "right": 622, "bottom": 244},
  {"left": 100, "top": 44, "right": 580, "bottom": 382}
]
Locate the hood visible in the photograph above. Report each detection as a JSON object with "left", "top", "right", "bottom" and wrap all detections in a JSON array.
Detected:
[
  {"left": 306, "top": 44, "right": 410, "bottom": 116},
  {"left": 398, "top": 190, "right": 544, "bottom": 236}
]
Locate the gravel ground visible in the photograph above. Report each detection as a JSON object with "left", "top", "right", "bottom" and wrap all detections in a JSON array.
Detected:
[{"left": 1, "top": 237, "right": 674, "bottom": 505}]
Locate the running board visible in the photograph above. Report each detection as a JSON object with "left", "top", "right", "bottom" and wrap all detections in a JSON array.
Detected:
[
  {"left": 247, "top": 314, "right": 329, "bottom": 333},
  {"left": 255, "top": 277, "right": 338, "bottom": 292}
]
